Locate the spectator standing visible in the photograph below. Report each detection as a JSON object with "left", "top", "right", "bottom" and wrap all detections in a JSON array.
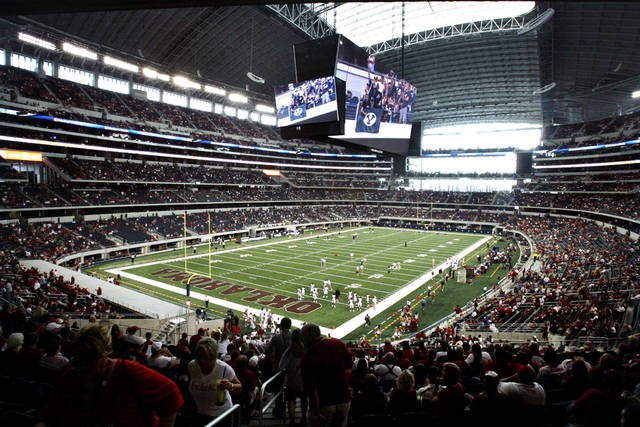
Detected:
[
  {"left": 279, "top": 328, "right": 308, "bottom": 427},
  {"left": 266, "top": 316, "right": 291, "bottom": 418},
  {"left": 188, "top": 337, "right": 242, "bottom": 426},
  {"left": 41, "top": 325, "right": 183, "bottom": 427},
  {"left": 300, "top": 323, "right": 352, "bottom": 427}
]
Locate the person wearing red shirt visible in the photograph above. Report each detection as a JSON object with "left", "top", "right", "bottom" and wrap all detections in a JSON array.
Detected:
[
  {"left": 41, "top": 325, "right": 183, "bottom": 427},
  {"left": 300, "top": 323, "right": 352, "bottom": 427}
]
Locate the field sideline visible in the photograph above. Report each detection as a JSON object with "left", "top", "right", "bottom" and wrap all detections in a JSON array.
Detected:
[{"left": 104, "top": 227, "right": 494, "bottom": 338}]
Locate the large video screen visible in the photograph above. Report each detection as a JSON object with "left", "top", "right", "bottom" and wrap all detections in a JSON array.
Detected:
[
  {"left": 274, "top": 76, "right": 338, "bottom": 127},
  {"left": 332, "top": 35, "right": 417, "bottom": 150}
]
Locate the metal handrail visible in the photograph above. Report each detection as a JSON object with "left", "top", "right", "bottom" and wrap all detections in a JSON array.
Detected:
[
  {"left": 258, "top": 370, "right": 285, "bottom": 427},
  {"left": 203, "top": 403, "right": 241, "bottom": 427}
]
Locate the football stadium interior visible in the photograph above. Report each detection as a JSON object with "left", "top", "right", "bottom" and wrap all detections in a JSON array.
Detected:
[{"left": 0, "top": 2, "right": 639, "bottom": 426}]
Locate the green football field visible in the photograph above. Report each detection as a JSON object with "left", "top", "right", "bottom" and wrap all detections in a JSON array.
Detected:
[{"left": 97, "top": 226, "right": 509, "bottom": 340}]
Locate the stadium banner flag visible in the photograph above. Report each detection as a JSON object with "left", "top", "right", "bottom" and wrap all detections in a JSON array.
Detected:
[{"left": 355, "top": 107, "right": 382, "bottom": 133}]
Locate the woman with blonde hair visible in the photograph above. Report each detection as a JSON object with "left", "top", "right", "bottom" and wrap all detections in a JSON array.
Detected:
[
  {"left": 188, "top": 337, "right": 242, "bottom": 426},
  {"left": 387, "top": 369, "right": 419, "bottom": 416}
]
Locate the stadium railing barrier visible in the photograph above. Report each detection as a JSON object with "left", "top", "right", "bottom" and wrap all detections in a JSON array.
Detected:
[
  {"left": 257, "top": 370, "right": 285, "bottom": 427},
  {"left": 203, "top": 403, "right": 240, "bottom": 427}
]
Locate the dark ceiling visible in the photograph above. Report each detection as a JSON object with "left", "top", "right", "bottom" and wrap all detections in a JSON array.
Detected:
[{"left": 2, "top": 1, "right": 640, "bottom": 128}]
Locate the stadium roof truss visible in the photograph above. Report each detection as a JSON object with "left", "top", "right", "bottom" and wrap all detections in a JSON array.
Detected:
[
  {"left": 266, "top": 3, "right": 335, "bottom": 40},
  {"left": 367, "top": 17, "right": 526, "bottom": 55},
  {"left": 268, "top": 2, "right": 531, "bottom": 54}
]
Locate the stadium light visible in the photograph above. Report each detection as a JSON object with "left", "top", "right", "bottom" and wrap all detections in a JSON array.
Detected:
[
  {"left": 142, "top": 67, "right": 158, "bottom": 79},
  {"left": 224, "top": 105, "right": 237, "bottom": 117},
  {"left": 261, "top": 115, "right": 276, "bottom": 126},
  {"left": 632, "top": 90, "right": 640, "bottom": 99},
  {"left": 104, "top": 55, "right": 139, "bottom": 73},
  {"left": 255, "top": 103, "right": 274, "bottom": 114},
  {"left": 237, "top": 109, "right": 249, "bottom": 120},
  {"left": 62, "top": 42, "right": 98, "bottom": 60},
  {"left": 249, "top": 111, "right": 261, "bottom": 122},
  {"left": 143, "top": 68, "right": 170, "bottom": 81},
  {"left": 18, "top": 32, "right": 56, "bottom": 51},
  {"left": 173, "top": 75, "right": 201, "bottom": 90},
  {"left": 204, "top": 85, "right": 226, "bottom": 96},
  {"left": 228, "top": 93, "right": 248, "bottom": 104}
]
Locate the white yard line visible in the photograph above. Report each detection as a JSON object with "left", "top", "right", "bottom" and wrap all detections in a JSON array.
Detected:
[{"left": 112, "top": 227, "right": 368, "bottom": 272}]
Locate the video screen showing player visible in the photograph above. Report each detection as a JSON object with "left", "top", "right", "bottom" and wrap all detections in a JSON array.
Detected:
[{"left": 336, "top": 35, "right": 417, "bottom": 138}]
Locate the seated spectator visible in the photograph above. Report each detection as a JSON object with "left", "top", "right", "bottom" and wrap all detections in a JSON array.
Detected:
[
  {"left": 147, "top": 342, "right": 180, "bottom": 371},
  {"left": 536, "top": 348, "right": 566, "bottom": 390},
  {"left": 0, "top": 332, "right": 24, "bottom": 375},
  {"left": 387, "top": 369, "right": 419, "bottom": 416},
  {"left": 350, "top": 356, "right": 369, "bottom": 393},
  {"left": 570, "top": 368, "right": 626, "bottom": 427},
  {"left": 498, "top": 365, "right": 546, "bottom": 406},
  {"left": 432, "top": 362, "right": 467, "bottom": 423},
  {"left": 561, "top": 357, "right": 592, "bottom": 401},
  {"left": 374, "top": 351, "right": 402, "bottom": 394},
  {"left": 349, "top": 373, "right": 388, "bottom": 421},
  {"left": 470, "top": 370, "right": 511, "bottom": 427},
  {"left": 465, "top": 342, "right": 493, "bottom": 379},
  {"left": 38, "top": 331, "right": 70, "bottom": 382},
  {"left": 16, "top": 331, "right": 44, "bottom": 379}
]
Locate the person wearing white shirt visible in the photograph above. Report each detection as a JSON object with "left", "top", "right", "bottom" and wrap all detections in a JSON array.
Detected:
[{"left": 498, "top": 365, "right": 546, "bottom": 406}]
